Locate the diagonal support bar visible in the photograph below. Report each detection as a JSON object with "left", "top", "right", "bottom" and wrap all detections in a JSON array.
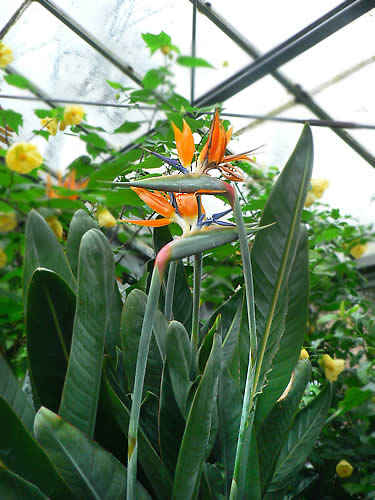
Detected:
[{"left": 192, "top": 0, "right": 375, "bottom": 167}]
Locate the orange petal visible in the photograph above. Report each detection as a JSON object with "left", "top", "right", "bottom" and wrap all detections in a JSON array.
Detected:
[
  {"left": 120, "top": 217, "right": 173, "bottom": 227},
  {"left": 172, "top": 120, "right": 195, "bottom": 168},
  {"left": 222, "top": 153, "right": 253, "bottom": 163},
  {"left": 131, "top": 187, "right": 175, "bottom": 218},
  {"left": 226, "top": 127, "right": 233, "bottom": 144},
  {"left": 175, "top": 193, "right": 200, "bottom": 218}
]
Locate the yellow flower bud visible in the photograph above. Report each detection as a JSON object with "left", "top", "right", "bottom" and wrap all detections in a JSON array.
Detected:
[
  {"left": 350, "top": 243, "right": 368, "bottom": 259},
  {"left": 41, "top": 118, "right": 58, "bottom": 136},
  {"left": 304, "top": 191, "right": 317, "bottom": 207},
  {"left": 0, "top": 248, "right": 7, "bottom": 268},
  {"left": 160, "top": 45, "right": 170, "bottom": 55},
  {"left": 299, "top": 348, "right": 309, "bottom": 360},
  {"left": 336, "top": 459, "right": 353, "bottom": 478},
  {"left": 311, "top": 178, "right": 329, "bottom": 198},
  {"left": 319, "top": 354, "right": 345, "bottom": 382},
  {"left": 97, "top": 208, "right": 116, "bottom": 228},
  {"left": 5, "top": 143, "right": 43, "bottom": 174},
  {"left": 59, "top": 120, "right": 67, "bottom": 131},
  {"left": 0, "top": 42, "right": 14, "bottom": 68},
  {"left": 0, "top": 212, "right": 17, "bottom": 232},
  {"left": 46, "top": 216, "right": 63, "bottom": 240},
  {"left": 64, "top": 105, "right": 85, "bottom": 126},
  {"left": 304, "top": 179, "right": 329, "bottom": 207}
]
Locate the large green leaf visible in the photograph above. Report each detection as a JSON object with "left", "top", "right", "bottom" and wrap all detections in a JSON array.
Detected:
[
  {"left": 251, "top": 125, "right": 313, "bottom": 395},
  {"left": 258, "top": 359, "right": 312, "bottom": 494},
  {"left": 217, "top": 365, "right": 242, "bottom": 497},
  {"left": 66, "top": 209, "right": 98, "bottom": 277},
  {"left": 165, "top": 321, "right": 192, "bottom": 415},
  {"left": 101, "top": 360, "right": 173, "bottom": 500},
  {"left": 0, "top": 354, "right": 35, "bottom": 432},
  {"left": 26, "top": 269, "right": 76, "bottom": 413},
  {"left": 255, "top": 226, "right": 309, "bottom": 425},
  {"left": 0, "top": 397, "right": 77, "bottom": 499},
  {"left": 267, "top": 384, "right": 331, "bottom": 494},
  {"left": 120, "top": 289, "right": 163, "bottom": 396},
  {"left": 0, "top": 466, "right": 49, "bottom": 500},
  {"left": 59, "top": 229, "right": 116, "bottom": 437},
  {"left": 153, "top": 224, "right": 192, "bottom": 327},
  {"left": 34, "top": 407, "right": 151, "bottom": 500},
  {"left": 173, "top": 333, "right": 222, "bottom": 499},
  {"left": 24, "top": 210, "right": 75, "bottom": 299}
]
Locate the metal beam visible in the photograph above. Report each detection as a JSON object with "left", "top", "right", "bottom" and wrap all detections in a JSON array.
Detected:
[
  {"left": 0, "top": 0, "right": 32, "bottom": 39},
  {"left": 193, "top": 0, "right": 375, "bottom": 107},
  {"left": 193, "top": 0, "right": 375, "bottom": 167}
]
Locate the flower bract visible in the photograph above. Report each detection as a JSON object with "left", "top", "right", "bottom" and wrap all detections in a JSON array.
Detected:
[
  {"left": 6, "top": 143, "right": 43, "bottom": 174},
  {"left": 46, "top": 170, "right": 89, "bottom": 199}
]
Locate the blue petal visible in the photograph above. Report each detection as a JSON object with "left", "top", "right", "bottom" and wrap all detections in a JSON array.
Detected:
[{"left": 143, "top": 148, "right": 189, "bottom": 173}]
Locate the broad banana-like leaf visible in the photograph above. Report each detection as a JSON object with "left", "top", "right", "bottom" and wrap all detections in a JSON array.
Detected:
[
  {"left": 198, "top": 463, "right": 225, "bottom": 499},
  {"left": 251, "top": 125, "right": 313, "bottom": 396},
  {"left": 258, "top": 359, "right": 312, "bottom": 493},
  {"left": 173, "top": 333, "right": 222, "bottom": 499},
  {"left": 0, "top": 353, "right": 34, "bottom": 432},
  {"left": 153, "top": 224, "right": 192, "bottom": 327},
  {"left": 165, "top": 321, "right": 192, "bottom": 415},
  {"left": 26, "top": 268, "right": 75, "bottom": 413},
  {"left": 101, "top": 360, "right": 173, "bottom": 500},
  {"left": 24, "top": 210, "right": 75, "bottom": 300},
  {"left": 66, "top": 209, "right": 98, "bottom": 277},
  {"left": 267, "top": 384, "right": 331, "bottom": 494},
  {"left": 121, "top": 289, "right": 163, "bottom": 396},
  {"left": 0, "top": 467, "right": 49, "bottom": 500},
  {"left": 59, "top": 229, "right": 116, "bottom": 437},
  {"left": 255, "top": 226, "right": 309, "bottom": 425},
  {"left": 0, "top": 397, "right": 77, "bottom": 499},
  {"left": 34, "top": 407, "right": 151, "bottom": 500}
]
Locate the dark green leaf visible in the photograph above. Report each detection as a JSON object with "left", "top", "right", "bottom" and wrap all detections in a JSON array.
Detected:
[
  {"left": 258, "top": 359, "right": 312, "bottom": 494},
  {"left": 26, "top": 269, "right": 76, "bottom": 413},
  {"left": 120, "top": 289, "right": 163, "bottom": 396},
  {"left": 0, "top": 467, "right": 49, "bottom": 500},
  {"left": 255, "top": 226, "right": 309, "bottom": 425},
  {"left": 173, "top": 333, "right": 222, "bottom": 499},
  {"left": 66, "top": 209, "right": 98, "bottom": 277},
  {"left": 0, "top": 397, "right": 77, "bottom": 499},
  {"left": 177, "top": 56, "right": 214, "bottom": 68},
  {"left": 0, "top": 354, "right": 35, "bottom": 432},
  {"left": 34, "top": 407, "right": 150, "bottom": 500},
  {"left": 24, "top": 210, "right": 76, "bottom": 300},
  {"left": 267, "top": 384, "right": 331, "bottom": 494},
  {"left": 59, "top": 229, "right": 117, "bottom": 437}
]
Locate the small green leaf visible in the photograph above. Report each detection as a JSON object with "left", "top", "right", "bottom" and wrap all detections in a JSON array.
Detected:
[
  {"left": 177, "top": 56, "right": 214, "bottom": 68},
  {"left": 80, "top": 133, "right": 108, "bottom": 150},
  {"left": 143, "top": 69, "right": 162, "bottom": 89},
  {"left": 4, "top": 74, "right": 32, "bottom": 89},
  {"left": 113, "top": 120, "right": 141, "bottom": 134},
  {"left": 142, "top": 31, "right": 171, "bottom": 54},
  {"left": 0, "top": 109, "right": 23, "bottom": 133}
]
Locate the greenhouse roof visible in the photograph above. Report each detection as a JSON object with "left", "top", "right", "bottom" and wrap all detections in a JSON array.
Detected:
[{"left": 1, "top": 0, "right": 375, "bottom": 225}]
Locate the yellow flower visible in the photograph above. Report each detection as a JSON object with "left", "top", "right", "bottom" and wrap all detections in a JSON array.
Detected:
[
  {"left": 319, "top": 354, "right": 345, "bottom": 382},
  {"left": 97, "top": 208, "right": 116, "bottom": 228},
  {"left": 46, "top": 216, "right": 63, "bottom": 240},
  {"left": 64, "top": 105, "right": 85, "bottom": 126},
  {"left": 0, "top": 42, "right": 14, "bottom": 68},
  {"left": 0, "top": 248, "right": 7, "bottom": 268},
  {"left": 41, "top": 118, "right": 58, "bottom": 136},
  {"left": 350, "top": 243, "right": 368, "bottom": 259},
  {"left": 0, "top": 212, "right": 17, "bottom": 232},
  {"left": 305, "top": 178, "right": 329, "bottom": 207},
  {"left": 299, "top": 349, "right": 309, "bottom": 360},
  {"left": 336, "top": 459, "right": 353, "bottom": 478},
  {"left": 5, "top": 143, "right": 43, "bottom": 174}
]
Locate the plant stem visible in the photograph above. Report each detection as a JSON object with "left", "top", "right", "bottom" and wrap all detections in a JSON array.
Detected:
[
  {"left": 230, "top": 194, "right": 258, "bottom": 498},
  {"left": 164, "top": 261, "right": 177, "bottom": 321},
  {"left": 127, "top": 266, "right": 162, "bottom": 499},
  {"left": 192, "top": 252, "right": 202, "bottom": 346}
]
